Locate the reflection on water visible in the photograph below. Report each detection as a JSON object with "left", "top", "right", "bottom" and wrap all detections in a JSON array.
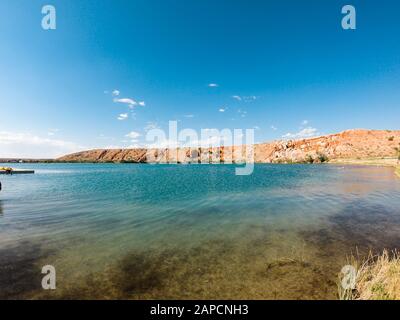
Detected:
[
  {"left": 339, "top": 166, "right": 399, "bottom": 195},
  {"left": 0, "top": 163, "right": 399, "bottom": 299}
]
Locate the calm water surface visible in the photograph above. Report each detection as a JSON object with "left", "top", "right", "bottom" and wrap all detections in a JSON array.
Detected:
[{"left": 1, "top": 163, "right": 400, "bottom": 299}]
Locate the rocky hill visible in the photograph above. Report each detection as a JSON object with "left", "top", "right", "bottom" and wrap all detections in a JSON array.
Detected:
[{"left": 57, "top": 129, "right": 400, "bottom": 164}]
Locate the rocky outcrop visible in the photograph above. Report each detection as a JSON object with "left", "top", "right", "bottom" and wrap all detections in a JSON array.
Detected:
[
  {"left": 58, "top": 148, "right": 148, "bottom": 163},
  {"left": 254, "top": 129, "right": 400, "bottom": 163},
  {"left": 57, "top": 129, "right": 400, "bottom": 164}
]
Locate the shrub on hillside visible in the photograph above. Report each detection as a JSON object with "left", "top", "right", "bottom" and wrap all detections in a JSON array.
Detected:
[
  {"left": 305, "top": 155, "right": 314, "bottom": 164},
  {"left": 395, "top": 147, "right": 400, "bottom": 160},
  {"left": 317, "top": 152, "right": 329, "bottom": 163}
]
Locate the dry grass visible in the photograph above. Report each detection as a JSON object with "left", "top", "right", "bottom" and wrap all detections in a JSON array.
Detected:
[{"left": 338, "top": 250, "right": 400, "bottom": 300}]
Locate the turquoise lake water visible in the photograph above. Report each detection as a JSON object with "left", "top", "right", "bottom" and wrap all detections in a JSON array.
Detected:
[{"left": 1, "top": 163, "right": 400, "bottom": 299}]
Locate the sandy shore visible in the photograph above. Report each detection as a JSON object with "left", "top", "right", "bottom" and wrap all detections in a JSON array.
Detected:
[{"left": 328, "top": 157, "right": 400, "bottom": 178}]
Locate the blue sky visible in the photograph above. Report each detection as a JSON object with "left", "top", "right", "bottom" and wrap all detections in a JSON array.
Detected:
[{"left": 0, "top": 0, "right": 399, "bottom": 157}]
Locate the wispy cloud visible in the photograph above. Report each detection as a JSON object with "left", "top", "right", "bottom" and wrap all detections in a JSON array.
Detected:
[
  {"left": 245, "top": 95, "right": 258, "bottom": 102},
  {"left": 114, "top": 98, "right": 137, "bottom": 108},
  {"left": 271, "top": 125, "right": 277, "bottom": 131},
  {"left": 184, "top": 114, "right": 195, "bottom": 118},
  {"left": 238, "top": 109, "right": 247, "bottom": 117},
  {"left": 117, "top": 113, "right": 128, "bottom": 121},
  {"left": 282, "top": 127, "right": 319, "bottom": 139},
  {"left": 125, "top": 131, "right": 141, "bottom": 142},
  {"left": 98, "top": 134, "right": 114, "bottom": 140},
  {"left": 0, "top": 131, "right": 84, "bottom": 158},
  {"left": 218, "top": 107, "right": 227, "bottom": 112},
  {"left": 208, "top": 83, "right": 219, "bottom": 87},
  {"left": 301, "top": 120, "right": 309, "bottom": 126},
  {"left": 47, "top": 128, "right": 60, "bottom": 136},
  {"left": 232, "top": 95, "right": 258, "bottom": 102},
  {"left": 144, "top": 122, "right": 160, "bottom": 131},
  {"left": 111, "top": 89, "right": 146, "bottom": 109}
]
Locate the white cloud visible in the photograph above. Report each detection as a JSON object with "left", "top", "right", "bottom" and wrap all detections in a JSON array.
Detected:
[
  {"left": 253, "top": 126, "right": 260, "bottom": 130},
  {"left": 125, "top": 131, "right": 141, "bottom": 142},
  {"left": 282, "top": 127, "right": 319, "bottom": 139},
  {"left": 219, "top": 108, "right": 226, "bottom": 112},
  {"left": 232, "top": 95, "right": 242, "bottom": 101},
  {"left": 126, "top": 131, "right": 141, "bottom": 139},
  {"left": 114, "top": 98, "right": 137, "bottom": 108},
  {"left": 47, "top": 128, "right": 60, "bottom": 136},
  {"left": 113, "top": 97, "right": 146, "bottom": 109},
  {"left": 184, "top": 114, "right": 195, "bottom": 118},
  {"left": 0, "top": 131, "right": 84, "bottom": 158},
  {"left": 301, "top": 120, "right": 309, "bottom": 126},
  {"left": 208, "top": 83, "right": 219, "bottom": 87},
  {"left": 101, "top": 144, "right": 123, "bottom": 149},
  {"left": 117, "top": 113, "right": 128, "bottom": 121},
  {"left": 145, "top": 138, "right": 180, "bottom": 149},
  {"left": 271, "top": 125, "right": 277, "bottom": 131},
  {"left": 110, "top": 89, "right": 146, "bottom": 109},
  {"left": 127, "top": 143, "right": 143, "bottom": 149}
]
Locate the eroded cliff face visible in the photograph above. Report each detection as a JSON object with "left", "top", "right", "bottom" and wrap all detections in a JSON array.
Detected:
[
  {"left": 59, "top": 149, "right": 149, "bottom": 163},
  {"left": 57, "top": 129, "right": 400, "bottom": 164}
]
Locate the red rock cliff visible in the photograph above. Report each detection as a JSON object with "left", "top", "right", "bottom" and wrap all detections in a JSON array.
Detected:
[{"left": 57, "top": 129, "right": 400, "bottom": 164}]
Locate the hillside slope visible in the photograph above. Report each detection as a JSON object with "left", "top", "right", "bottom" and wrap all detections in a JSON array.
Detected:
[{"left": 57, "top": 129, "right": 400, "bottom": 164}]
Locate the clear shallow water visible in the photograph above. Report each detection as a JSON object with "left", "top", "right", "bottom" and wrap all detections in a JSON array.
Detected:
[{"left": 1, "top": 163, "right": 400, "bottom": 299}]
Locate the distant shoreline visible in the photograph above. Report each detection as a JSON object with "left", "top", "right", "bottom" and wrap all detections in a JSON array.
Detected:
[
  {"left": 328, "top": 157, "right": 400, "bottom": 178},
  {"left": 0, "top": 159, "right": 54, "bottom": 163},
  {"left": 328, "top": 157, "right": 398, "bottom": 167},
  {"left": 1, "top": 156, "right": 399, "bottom": 178},
  {"left": 0, "top": 157, "right": 397, "bottom": 165},
  {"left": 1, "top": 129, "right": 399, "bottom": 178},
  {"left": 55, "top": 129, "right": 400, "bottom": 165}
]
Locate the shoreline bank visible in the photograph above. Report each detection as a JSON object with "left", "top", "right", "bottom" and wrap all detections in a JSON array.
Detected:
[
  {"left": 327, "top": 157, "right": 400, "bottom": 178},
  {"left": 1, "top": 157, "right": 399, "bottom": 178}
]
